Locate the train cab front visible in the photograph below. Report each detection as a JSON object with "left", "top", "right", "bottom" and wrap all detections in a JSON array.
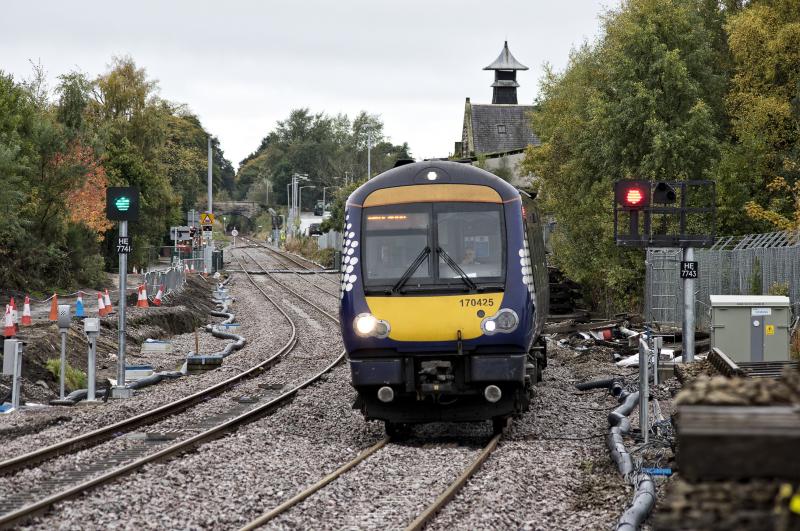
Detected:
[{"left": 338, "top": 169, "right": 539, "bottom": 427}]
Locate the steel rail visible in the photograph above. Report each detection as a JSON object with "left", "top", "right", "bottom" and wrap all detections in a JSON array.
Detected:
[
  {"left": 240, "top": 247, "right": 339, "bottom": 321},
  {"left": 243, "top": 238, "right": 339, "bottom": 298},
  {"left": 239, "top": 433, "right": 502, "bottom": 530},
  {"left": 404, "top": 433, "right": 502, "bottom": 531},
  {"left": 0, "top": 351, "right": 346, "bottom": 528},
  {"left": 242, "top": 236, "right": 340, "bottom": 287},
  {"left": 0, "top": 254, "right": 346, "bottom": 527},
  {"left": 238, "top": 437, "right": 390, "bottom": 531},
  {"left": 0, "top": 255, "right": 296, "bottom": 477}
]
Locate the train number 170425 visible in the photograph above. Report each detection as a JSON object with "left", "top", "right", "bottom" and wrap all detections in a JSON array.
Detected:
[{"left": 459, "top": 298, "right": 494, "bottom": 307}]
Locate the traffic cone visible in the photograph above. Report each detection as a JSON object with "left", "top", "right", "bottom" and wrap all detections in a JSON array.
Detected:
[
  {"left": 9, "top": 297, "right": 18, "bottom": 332},
  {"left": 203, "top": 264, "right": 208, "bottom": 277},
  {"left": 75, "top": 292, "right": 85, "bottom": 318},
  {"left": 190, "top": 262, "right": 195, "bottom": 274},
  {"left": 3, "top": 305, "right": 14, "bottom": 338},
  {"left": 104, "top": 289, "right": 114, "bottom": 315},
  {"left": 153, "top": 284, "right": 164, "bottom": 306},
  {"left": 97, "top": 292, "right": 106, "bottom": 317},
  {"left": 21, "top": 296, "right": 32, "bottom": 326},
  {"left": 49, "top": 294, "right": 59, "bottom": 321},
  {"left": 137, "top": 285, "right": 149, "bottom": 308}
]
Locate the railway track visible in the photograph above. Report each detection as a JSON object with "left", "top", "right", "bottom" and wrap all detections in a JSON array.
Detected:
[
  {"left": 0, "top": 254, "right": 345, "bottom": 527},
  {"left": 241, "top": 237, "right": 339, "bottom": 297},
  {"left": 240, "top": 236, "right": 341, "bottom": 289},
  {"left": 709, "top": 347, "right": 799, "bottom": 378},
  {"left": 239, "top": 242, "right": 505, "bottom": 531},
  {"left": 239, "top": 433, "right": 501, "bottom": 530}
]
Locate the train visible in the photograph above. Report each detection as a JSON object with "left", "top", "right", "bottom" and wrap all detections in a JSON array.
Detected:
[{"left": 338, "top": 160, "right": 549, "bottom": 435}]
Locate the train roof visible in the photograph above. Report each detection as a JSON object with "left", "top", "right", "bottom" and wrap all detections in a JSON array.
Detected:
[{"left": 347, "top": 161, "right": 521, "bottom": 206}]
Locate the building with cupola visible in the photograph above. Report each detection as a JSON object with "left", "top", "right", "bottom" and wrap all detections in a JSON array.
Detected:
[{"left": 455, "top": 41, "right": 540, "bottom": 185}]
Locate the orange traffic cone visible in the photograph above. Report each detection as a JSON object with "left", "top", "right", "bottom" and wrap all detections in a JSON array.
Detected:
[
  {"left": 153, "top": 284, "right": 164, "bottom": 306},
  {"left": 97, "top": 292, "right": 106, "bottom": 317},
  {"left": 137, "top": 285, "right": 149, "bottom": 308},
  {"left": 104, "top": 289, "right": 114, "bottom": 315},
  {"left": 3, "top": 305, "right": 14, "bottom": 337},
  {"left": 49, "top": 294, "right": 59, "bottom": 321},
  {"left": 21, "top": 296, "right": 32, "bottom": 326}
]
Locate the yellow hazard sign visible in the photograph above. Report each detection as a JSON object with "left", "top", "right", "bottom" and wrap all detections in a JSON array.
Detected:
[
  {"left": 200, "top": 212, "right": 214, "bottom": 225},
  {"left": 765, "top": 324, "right": 775, "bottom": 336}
]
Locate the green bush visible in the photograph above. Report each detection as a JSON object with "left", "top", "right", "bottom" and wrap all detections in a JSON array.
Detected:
[{"left": 45, "top": 358, "right": 88, "bottom": 392}]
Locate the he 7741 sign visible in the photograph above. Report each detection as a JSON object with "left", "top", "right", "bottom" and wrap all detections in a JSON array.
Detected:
[{"left": 117, "top": 236, "right": 132, "bottom": 254}]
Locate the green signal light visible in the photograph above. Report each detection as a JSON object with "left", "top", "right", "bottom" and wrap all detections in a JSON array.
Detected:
[{"left": 115, "top": 197, "right": 131, "bottom": 212}]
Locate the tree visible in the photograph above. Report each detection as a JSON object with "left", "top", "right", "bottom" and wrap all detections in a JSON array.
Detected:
[
  {"left": 523, "top": 0, "right": 728, "bottom": 310},
  {"left": 237, "top": 108, "right": 411, "bottom": 213},
  {"left": 722, "top": 0, "right": 800, "bottom": 234}
]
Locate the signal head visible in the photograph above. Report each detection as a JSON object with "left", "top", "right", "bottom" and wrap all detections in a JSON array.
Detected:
[
  {"left": 615, "top": 180, "right": 650, "bottom": 210},
  {"left": 653, "top": 181, "right": 677, "bottom": 204}
]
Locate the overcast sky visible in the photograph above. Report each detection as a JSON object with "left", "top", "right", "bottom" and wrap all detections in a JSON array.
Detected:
[{"left": 1, "top": 0, "right": 617, "bottom": 169}]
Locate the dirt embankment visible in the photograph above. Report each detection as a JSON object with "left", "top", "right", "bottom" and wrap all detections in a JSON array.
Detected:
[{"left": 0, "top": 276, "right": 217, "bottom": 404}]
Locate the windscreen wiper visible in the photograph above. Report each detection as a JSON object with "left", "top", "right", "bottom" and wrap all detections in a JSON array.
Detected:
[
  {"left": 436, "top": 247, "right": 478, "bottom": 291},
  {"left": 391, "top": 246, "right": 431, "bottom": 294}
]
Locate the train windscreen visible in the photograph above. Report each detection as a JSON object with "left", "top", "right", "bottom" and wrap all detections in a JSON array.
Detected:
[{"left": 362, "top": 202, "right": 505, "bottom": 292}]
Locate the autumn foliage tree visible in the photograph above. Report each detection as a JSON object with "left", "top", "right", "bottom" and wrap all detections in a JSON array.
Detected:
[{"left": 62, "top": 143, "right": 113, "bottom": 237}]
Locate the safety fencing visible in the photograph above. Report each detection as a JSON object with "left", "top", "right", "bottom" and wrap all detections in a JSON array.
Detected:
[
  {"left": 645, "top": 231, "right": 800, "bottom": 329},
  {"left": 142, "top": 263, "right": 188, "bottom": 303},
  {"left": 317, "top": 230, "right": 343, "bottom": 250}
]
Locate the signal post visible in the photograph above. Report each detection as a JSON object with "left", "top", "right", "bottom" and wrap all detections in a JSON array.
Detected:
[
  {"left": 106, "top": 187, "right": 139, "bottom": 398},
  {"left": 613, "top": 179, "right": 715, "bottom": 363}
]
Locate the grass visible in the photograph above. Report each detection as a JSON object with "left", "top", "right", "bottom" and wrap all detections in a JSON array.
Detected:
[{"left": 45, "top": 358, "right": 88, "bottom": 392}]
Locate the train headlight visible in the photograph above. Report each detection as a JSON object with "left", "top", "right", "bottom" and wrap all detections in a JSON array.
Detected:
[
  {"left": 353, "top": 313, "right": 391, "bottom": 338},
  {"left": 481, "top": 309, "right": 519, "bottom": 335}
]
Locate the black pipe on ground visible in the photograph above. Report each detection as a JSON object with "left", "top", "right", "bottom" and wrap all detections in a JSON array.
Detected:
[{"left": 603, "top": 390, "right": 657, "bottom": 530}]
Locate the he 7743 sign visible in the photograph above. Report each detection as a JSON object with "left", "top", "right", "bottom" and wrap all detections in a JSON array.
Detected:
[
  {"left": 117, "top": 236, "right": 133, "bottom": 254},
  {"left": 680, "top": 261, "right": 698, "bottom": 279}
]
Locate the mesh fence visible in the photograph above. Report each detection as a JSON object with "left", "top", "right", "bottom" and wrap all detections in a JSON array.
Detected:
[
  {"left": 645, "top": 232, "right": 799, "bottom": 329},
  {"left": 142, "top": 264, "right": 188, "bottom": 301}
]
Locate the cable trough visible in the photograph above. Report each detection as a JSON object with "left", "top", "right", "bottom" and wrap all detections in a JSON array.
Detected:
[{"left": 708, "top": 347, "right": 799, "bottom": 378}]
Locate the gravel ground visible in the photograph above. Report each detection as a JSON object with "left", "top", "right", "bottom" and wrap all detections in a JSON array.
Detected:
[
  {"left": 426, "top": 341, "right": 640, "bottom": 530},
  {"left": 12, "top": 244, "right": 653, "bottom": 530},
  {"left": 0, "top": 266, "right": 291, "bottom": 462}
]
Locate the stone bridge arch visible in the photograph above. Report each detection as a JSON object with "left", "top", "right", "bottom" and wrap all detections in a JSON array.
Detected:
[{"left": 212, "top": 201, "right": 262, "bottom": 219}]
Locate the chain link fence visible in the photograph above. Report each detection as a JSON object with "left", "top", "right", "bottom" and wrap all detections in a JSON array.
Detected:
[{"left": 645, "top": 231, "right": 799, "bottom": 329}]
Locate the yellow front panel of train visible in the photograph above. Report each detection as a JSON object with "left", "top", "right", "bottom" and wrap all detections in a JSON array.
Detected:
[{"left": 365, "top": 294, "right": 503, "bottom": 341}]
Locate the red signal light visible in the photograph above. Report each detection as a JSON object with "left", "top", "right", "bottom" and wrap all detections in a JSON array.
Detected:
[{"left": 625, "top": 188, "right": 644, "bottom": 206}]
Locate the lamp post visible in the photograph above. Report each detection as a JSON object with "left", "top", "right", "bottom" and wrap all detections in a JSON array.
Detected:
[
  {"left": 322, "top": 186, "right": 337, "bottom": 215},
  {"left": 367, "top": 128, "right": 372, "bottom": 180}
]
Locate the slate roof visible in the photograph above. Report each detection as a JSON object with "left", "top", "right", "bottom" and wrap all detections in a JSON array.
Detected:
[
  {"left": 470, "top": 104, "right": 540, "bottom": 154},
  {"left": 484, "top": 41, "right": 529, "bottom": 71}
]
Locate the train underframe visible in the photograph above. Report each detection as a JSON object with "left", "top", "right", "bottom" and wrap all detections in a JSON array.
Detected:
[{"left": 351, "top": 342, "right": 546, "bottom": 434}]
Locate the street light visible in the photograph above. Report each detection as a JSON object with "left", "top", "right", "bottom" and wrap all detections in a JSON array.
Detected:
[{"left": 322, "top": 186, "right": 337, "bottom": 214}]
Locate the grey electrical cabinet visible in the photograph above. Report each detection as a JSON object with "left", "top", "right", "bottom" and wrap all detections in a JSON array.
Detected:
[{"left": 710, "top": 295, "right": 791, "bottom": 362}]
